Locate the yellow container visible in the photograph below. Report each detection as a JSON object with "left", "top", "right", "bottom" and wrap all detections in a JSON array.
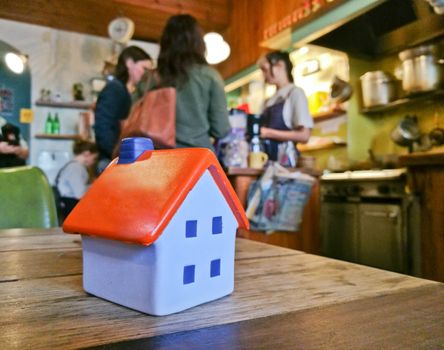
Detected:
[{"left": 308, "top": 91, "right": 328, "bottom": 114}]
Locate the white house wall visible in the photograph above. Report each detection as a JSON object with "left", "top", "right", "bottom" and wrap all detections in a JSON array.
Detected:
[
  {"left": 153, "top": 169, "right": 238, "bottom": 315},
  {"left": 82, "top": 234, "right": 158, "bottom": 312}
]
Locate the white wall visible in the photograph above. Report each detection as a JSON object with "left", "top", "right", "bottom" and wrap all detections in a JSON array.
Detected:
[{"left": 0, "top": 19, "right": 159, "bottom": 181}]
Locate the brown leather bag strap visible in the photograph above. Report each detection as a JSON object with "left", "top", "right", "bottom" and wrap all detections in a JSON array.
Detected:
[{"left": 142, "top": 69, "right": 161, "bottom": 94}]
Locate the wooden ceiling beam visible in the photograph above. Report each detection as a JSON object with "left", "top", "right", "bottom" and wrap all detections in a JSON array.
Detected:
[
  {"left": 114, "top": 0, "right": 229, "bottom": 27},
  {"left": 0, "top": 0, "right": 230, "bottom": 42}
]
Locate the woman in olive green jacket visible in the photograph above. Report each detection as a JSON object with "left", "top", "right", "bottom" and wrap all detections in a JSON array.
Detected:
[{"left": 157, "top": 14, "right": 231, "bottom": 150}]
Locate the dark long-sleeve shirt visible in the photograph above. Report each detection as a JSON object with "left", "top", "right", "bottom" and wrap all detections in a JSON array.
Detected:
[{"left": 93, "top": 79, "right": 131, "bottom": 160}]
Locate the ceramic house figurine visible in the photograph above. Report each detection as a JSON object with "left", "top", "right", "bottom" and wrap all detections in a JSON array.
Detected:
[{"left": 63, "top": 138, "right": 249, "bottom": 316}]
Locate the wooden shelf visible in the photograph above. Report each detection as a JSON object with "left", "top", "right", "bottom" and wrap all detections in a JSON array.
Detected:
[
  {"left": 35, "top": 100, "right": 93, "bottom": 109},
  {"left": 312, "top": 108, "right": 346, "bottom": 123},
  {"left": 298, "top": 141, "right": 347, "bottom": 152},
  {"left": 34, "top": 134, "right": 81, "bottom": 140},
  {"left": 361, "top": 89, "right": 444, "bottom": 114}
]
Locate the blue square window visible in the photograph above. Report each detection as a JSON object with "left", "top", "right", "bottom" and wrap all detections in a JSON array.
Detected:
[
  {"left": 183, "top": 265, "right": 195, "bottom": 284},
  {"left": 210, "top": 259, "right": 221, "bottom": 277},
  {"left": 185, "top": 220, "right": 197, "bottom": 238},
  {"left": 212, "top": 216, "right": 222, "bottom": 235}
]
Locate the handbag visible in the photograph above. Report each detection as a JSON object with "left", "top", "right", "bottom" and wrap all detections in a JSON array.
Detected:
[
  {"left": 246, "top": 163, "right": 315, "bottom": 233},
  {"left": 113, "top": 70, "right": 176, "bottom": 158}
]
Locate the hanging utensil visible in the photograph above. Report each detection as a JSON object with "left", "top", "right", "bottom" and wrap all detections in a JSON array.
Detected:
[
  {"left": 391, "top": 115, "right": 421, "bottom": 153},
  {"left": 330, "top": 75, "right": 353, "bottom": 103}
]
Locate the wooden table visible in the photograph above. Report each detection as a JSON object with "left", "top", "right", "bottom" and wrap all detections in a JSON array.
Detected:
[{"left": 1, "top": 228, "right": 443, "bottom": 349}]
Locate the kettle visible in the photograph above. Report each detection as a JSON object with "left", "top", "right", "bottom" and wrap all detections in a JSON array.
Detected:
[{"left": 391, "top": 115, "right": 421, "bottom": 152}]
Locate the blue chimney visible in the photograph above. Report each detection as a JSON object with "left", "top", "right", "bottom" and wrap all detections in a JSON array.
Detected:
[{"left": 117, "top": 137, "right": 154, "bottom": 164}]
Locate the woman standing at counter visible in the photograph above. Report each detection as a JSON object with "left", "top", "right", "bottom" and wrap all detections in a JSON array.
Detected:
[
  {"left": 157, "top": 14, "right": 231, "bottom": 150},
  {"left": 257, "top": 51, "right": 313, "bottom": 167}
]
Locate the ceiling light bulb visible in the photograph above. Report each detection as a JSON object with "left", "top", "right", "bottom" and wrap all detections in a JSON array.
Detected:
[
  {"left": 204, "top": 32, "right": 223, "bottom": 44},
  {"left": 5, "top": 52, "right": 25, "bottom": 74},
  {"left": 204, "top": 32, "right": 230, "bottom": 65}
]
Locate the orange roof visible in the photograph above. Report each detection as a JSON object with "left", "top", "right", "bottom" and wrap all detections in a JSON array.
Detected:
[{"left": 63, "top": 148, "right": 249, "bottom": 245}]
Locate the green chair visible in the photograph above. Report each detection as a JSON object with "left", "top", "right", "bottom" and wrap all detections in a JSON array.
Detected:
[{"left": 0, "top": 166, "right": 58, "bottom": 228}]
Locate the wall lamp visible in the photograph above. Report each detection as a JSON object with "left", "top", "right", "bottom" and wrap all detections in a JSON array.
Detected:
[{"left": 4, "top": 52, "right": 28, "bottom": 74}]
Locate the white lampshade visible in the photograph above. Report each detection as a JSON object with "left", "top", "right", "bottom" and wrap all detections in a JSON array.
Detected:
[
  {"left": 204, "top": 32, "right": 230, "bottom": 65},
  {"left": 4, "top": 52, "right": 26, "bottom": 74}
]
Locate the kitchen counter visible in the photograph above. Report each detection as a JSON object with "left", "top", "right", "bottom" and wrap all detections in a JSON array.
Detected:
[
  {"left": 226, "top": 166, "right": 322, "bottom": 178},
  {"left": 1, "top": 228, "right": 443, "bottom": 349},
  {"left": 399, "top": 150, "right": 444, "bottom": 166},
  {"left": 399, "top": 151, "right": 444, "bottom": 283}
]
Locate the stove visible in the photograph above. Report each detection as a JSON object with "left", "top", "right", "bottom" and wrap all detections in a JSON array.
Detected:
[
  {"left": 321, "top": 168, "right": 407, "bottom": 199},
  {"left": 319, "top": 168, "right": 420, "bottom": 276},
  {"left": 321, "top": 168, "right": 406, "bottom": 180}
]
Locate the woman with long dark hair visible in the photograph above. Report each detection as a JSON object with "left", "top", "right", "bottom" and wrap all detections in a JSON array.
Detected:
[
  {"left": 257, "top": 50, "right": 313, "bottom": 167},
  {"left": 157, "top": 14, "right": 230, "bottom": 149},
  {"left": 94, "top": 46, "right": 152, "bottom": 172}
]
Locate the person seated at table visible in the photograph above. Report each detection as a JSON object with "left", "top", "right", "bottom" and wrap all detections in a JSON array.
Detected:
[
  {"left": 257, "top": 51, "right": 313, "bottom": 167},
  {"left": 0, "top": 116, "right": 29, "bottom": 168},
  {"left": 55, "top": 140, "right": 98, "bottom": 220}
]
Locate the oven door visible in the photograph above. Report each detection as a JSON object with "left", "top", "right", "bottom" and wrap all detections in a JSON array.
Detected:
[
  {"left": 358, "top": 203, "right": 406, "bottom": 273},
  {"left": 320, "top": 202, "right": 359, "bottom": 263}
]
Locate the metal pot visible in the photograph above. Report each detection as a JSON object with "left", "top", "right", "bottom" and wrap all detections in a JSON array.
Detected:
[
  {"left": 398, "top": 45, "right": 442, "bottom": 93},
  {"left": 360, "top": 71, "right": 397, "bottom": 108},
  {"left": 391, "top": 115, "right": 421, "bottom": 148}
]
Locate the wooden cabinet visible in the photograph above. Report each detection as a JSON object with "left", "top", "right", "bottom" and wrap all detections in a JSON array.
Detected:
[
  {"left": 400, "top": 152, "right": 444, "bottom": 282},
  {"left": 227, "top": 167, "right": 320, "bottom": 254}
]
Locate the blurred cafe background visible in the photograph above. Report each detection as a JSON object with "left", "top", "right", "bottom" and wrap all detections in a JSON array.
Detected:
[{"left": 1, "top": 0, "right": 444, "bottom": 283}]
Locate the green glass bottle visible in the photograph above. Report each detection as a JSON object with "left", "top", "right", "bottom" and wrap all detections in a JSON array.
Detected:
[
  {"left": 53, "top": 113, "right": 60, "bottom": 134},
  {"left": 45, "top": 113, "right": 53, "bottom": 134}
]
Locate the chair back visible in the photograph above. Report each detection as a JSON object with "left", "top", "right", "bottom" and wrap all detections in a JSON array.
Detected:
[{"left": 0, "top": 166, "right": 58, "bottom": 228}]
